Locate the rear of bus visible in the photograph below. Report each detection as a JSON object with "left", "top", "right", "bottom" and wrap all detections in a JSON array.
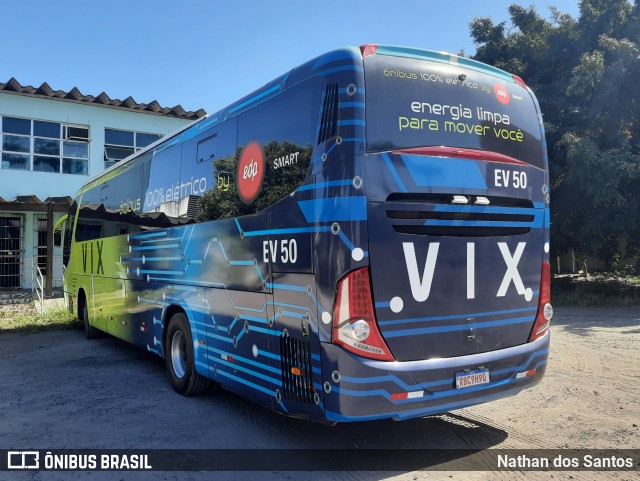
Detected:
[{"left": 321, "top": 45, "right": 551, "bottom": 422}]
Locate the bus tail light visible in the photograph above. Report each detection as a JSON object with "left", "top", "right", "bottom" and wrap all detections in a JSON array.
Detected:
[
  {"left": 332, "top": 268, "right": 395, "bottom": 361},
  {"left": 392, "top": 146, "right": 527, "bottom": 166},
  {"left": 529, "top": 261, "right": 552, "bottom": 342},
  {"left": 360, "top": 44, "right": 379, "bottom": 57},
  {"left": 512, "top": 74, "right": 527, "bottom": 88}
]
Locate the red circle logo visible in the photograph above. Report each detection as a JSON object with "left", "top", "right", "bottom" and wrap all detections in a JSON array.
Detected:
[
  {"left": 493, "top": 83, "right": 510, "bottom": 105},
  {"left": 237, "top": 141, "right": 264, "bottom": 204}
]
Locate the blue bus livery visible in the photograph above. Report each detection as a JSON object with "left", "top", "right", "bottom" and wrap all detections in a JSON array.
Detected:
[{"left": 57, "top": 44, "right": 552, "bottom": 423}]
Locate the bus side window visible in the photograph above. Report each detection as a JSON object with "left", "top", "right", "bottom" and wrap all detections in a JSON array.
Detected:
[
  {"left": 197, "top": 135, "right": 217, "bottom": 164},
  {"left": 180, "top": 119, "right": 238, "bottom": 222},
  {"left": 100, "top": 181, "right": 123, "bottom": 238},
  {"left": 197, "top": 78, "right": 321, "bottom": 222},
  {"left": 112, "top": 154, "right": 167, "bottom": 233},
  {"left": 76, "top": 188, "right": 104, "bottom": 242},
  {"left": 143, "top": 145, "right": 189, "bottom": 224}
]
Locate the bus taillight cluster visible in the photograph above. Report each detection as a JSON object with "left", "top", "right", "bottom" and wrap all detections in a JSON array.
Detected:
[{"left": 332, "top": 267, "right": 395, "bottom": 361}]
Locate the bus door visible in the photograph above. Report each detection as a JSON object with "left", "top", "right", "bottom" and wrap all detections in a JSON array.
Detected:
[
  {"left": 72, "top": 192, "right": 105, "bottom": 332},
  {"left": 92, "top": 181, "right": 130, "bottom": 340}
]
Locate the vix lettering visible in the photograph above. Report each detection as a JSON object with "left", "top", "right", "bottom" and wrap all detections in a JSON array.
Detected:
[
  {"left": 402, "top": 242, "right": 531, "bottom": 302},
  {"left": 81, "top": 241, "right": 105, "bottom": 275}
]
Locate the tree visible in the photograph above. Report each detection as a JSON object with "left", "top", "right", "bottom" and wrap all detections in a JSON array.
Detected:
[{"left": 470, "top": 0, "right": 640, "bottom": 269}]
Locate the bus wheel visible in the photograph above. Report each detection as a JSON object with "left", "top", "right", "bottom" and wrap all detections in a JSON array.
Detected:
[
  {"left": 165, "top": 312, "right": 211, "bottom": 396},
  {"left": 83, "top": 302, "right": 100, "bottom": 339}
]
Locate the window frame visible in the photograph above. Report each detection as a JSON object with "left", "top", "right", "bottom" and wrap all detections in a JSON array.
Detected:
[
  {"left": 104, "top": 128, "right": 162, "bottom": 169},
  {"left": 0, "top": 116, "right": 90, "bottom": 175}
]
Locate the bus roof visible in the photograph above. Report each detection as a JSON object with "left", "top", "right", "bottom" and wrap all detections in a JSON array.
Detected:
[
  {"left": 76, "top": 44, "right": 522, "bottom": 196},
  {"left": 370, "top": 45, "right": 516, "bottom": 83}
]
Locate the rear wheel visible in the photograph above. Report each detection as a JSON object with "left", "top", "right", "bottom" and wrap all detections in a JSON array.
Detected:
[
  {"left": 165, "top": 312, "right": 211, "bottom": 395},
  {"left": 82, "top": 300, "right": 100, "bottom": 339}
]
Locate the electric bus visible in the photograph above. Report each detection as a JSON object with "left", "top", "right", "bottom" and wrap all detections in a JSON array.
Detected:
[{"left": 55, "top": 44, "right": 552, "bottom": 422}]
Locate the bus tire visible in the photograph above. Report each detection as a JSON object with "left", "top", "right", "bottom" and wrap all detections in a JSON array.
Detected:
[
  {"left": 83, "top": 301, "right": 100, "bottom": 339},
  {"left": 165, "top": 312, "right": 211, "bottom": 396}
]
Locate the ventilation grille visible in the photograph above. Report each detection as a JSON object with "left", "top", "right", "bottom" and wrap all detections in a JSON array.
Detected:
[
  {"left": 385, "top": 194, "right": 536, "bottom": 237},
  {"left": 280, "top": 335, "right": 314, "bottom": 403},
  {"left": 186, "top": 195, "right": 202, "bottom": 219},
  {"left": 317, "top": 83, "right": 339, "bottom": 144}
]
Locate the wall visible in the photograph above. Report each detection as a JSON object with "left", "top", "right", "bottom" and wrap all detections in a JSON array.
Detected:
[
  {"left": 0, "top": 92, "right": 192, "bottom": 199},
  {"left": 0, "top": 92, "right": 195, "bottom": 290}
]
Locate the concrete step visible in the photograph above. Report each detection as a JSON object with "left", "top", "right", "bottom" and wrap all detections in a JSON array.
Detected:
[
  {"left": 0, "top": 297, "right": 34, "bottom": 306},
  {"left": 0, "top": 291, "right": 35, "bottom": 318},
  {"left": 0, "top": 291, "right": 33, "bottom": 305},
  {"left": 0, "top": 305, "right": 35, "bottom": 319}
]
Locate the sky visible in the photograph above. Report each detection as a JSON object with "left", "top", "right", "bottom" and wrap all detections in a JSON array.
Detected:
[{"left": 0, "top": 0, "right": 581, "bottom": 116}]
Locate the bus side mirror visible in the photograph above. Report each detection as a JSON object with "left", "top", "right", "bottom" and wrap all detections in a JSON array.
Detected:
[{"left": 53, "top": 214, "right": 68, "bottom": 248}]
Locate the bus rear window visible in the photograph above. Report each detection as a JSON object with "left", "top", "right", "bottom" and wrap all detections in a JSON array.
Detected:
[{"left": 364, "top": 55, "right": 545, "bottom": 168}]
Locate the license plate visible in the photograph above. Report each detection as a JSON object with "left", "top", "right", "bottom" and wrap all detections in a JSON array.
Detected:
[{"left": 455, "top": 368, "right": 490, "bottom": 389}]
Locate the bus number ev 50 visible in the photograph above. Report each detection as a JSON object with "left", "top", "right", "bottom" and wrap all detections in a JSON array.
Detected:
[
  {"left": 494, "top": 169, "right": 527, "bottom": 189},
  {"left": 263, "top": 239, "right": 298, "bottom": 264}
]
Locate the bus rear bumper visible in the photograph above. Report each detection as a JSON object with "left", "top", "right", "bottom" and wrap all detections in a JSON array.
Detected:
[{"left": 320, "top": 331, "right": 550, "bottom": 422}]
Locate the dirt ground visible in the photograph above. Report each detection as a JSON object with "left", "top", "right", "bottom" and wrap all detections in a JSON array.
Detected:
[
  {"left": 466, "top": 307, "right": 640, "bottom": 450},
  {"left": 435, "top": 307, "right": 640, "bottom": 481},
  {"left": 0, "top": 307, "right": 638, "bottom": 481}
]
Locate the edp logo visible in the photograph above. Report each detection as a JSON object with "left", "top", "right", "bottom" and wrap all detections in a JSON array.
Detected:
[
  {"left": 493, "top": 83, "right": 511, "bottom": 105},
  {"left": 237, "top": 141, "right": 265, "bottom": 204},
  {"left": 243, "top": 159, "right": 259, "bottom": 182}
]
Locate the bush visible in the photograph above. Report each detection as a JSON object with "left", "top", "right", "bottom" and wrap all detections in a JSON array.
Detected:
[{"left": 552, "top": 274, "right": 640, "bottom": 307}]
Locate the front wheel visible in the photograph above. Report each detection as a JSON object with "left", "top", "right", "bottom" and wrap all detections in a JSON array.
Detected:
[{"left": 165, "top": 312, "right": 211, "bottom": 395}]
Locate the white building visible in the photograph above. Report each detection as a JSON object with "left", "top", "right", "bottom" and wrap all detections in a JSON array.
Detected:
[{"left": 0, "top": 78, "right": 205, "bottom": 293}]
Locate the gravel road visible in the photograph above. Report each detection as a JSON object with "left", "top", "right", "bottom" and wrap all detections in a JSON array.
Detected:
[{"left": 0, "top": 307, "right": 638, "bottom": 481}]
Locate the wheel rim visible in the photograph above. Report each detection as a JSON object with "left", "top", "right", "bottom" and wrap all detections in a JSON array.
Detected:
[{"left": 171, "top": 330, "right": 188, "bottom": 379}]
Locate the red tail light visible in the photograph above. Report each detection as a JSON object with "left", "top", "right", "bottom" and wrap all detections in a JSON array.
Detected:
[
  {"left": 332, "top": 268, "right": 394, "bottom": 361},
  {"left": 360, "top": 44, "right": 378, "bottom": 58},
  {"left": 529, "top": 261, "right": 552, "bottom": 342},
  {"left": 512, "top": 74, "right": 527, "bottom": 88},
  {"left": 392, "top": 146, "right": 527, "bottom": 166}
]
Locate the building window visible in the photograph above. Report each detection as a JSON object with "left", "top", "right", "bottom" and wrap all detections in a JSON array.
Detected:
[
  {"left": 104, "top": 128, "right": 162, "bottom": 168},
  {"left": 0, "top": 116, "right": 90, "bottom": 175}
]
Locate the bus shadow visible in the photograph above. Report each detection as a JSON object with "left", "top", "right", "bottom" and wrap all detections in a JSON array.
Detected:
[{"left": 207, "top": 388, "right": 508, "bottom": 474}]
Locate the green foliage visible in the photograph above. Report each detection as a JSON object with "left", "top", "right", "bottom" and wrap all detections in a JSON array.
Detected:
[
  {"left": 470, "top": 1, "right": 640, "bottom": 268},
  {"left": 552, "top": 274, "right": 640, "bottom": 306},
  {"left": 0, "top": 304, "right": 80, "bottom": 334}
]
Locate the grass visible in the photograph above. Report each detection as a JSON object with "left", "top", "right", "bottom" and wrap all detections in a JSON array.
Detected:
[
  {"left": 0, "top": 304, "right": 81, "bottom": 334},
  {"left": 553, "top": 274, "right": 640, "bottom": 307}
]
